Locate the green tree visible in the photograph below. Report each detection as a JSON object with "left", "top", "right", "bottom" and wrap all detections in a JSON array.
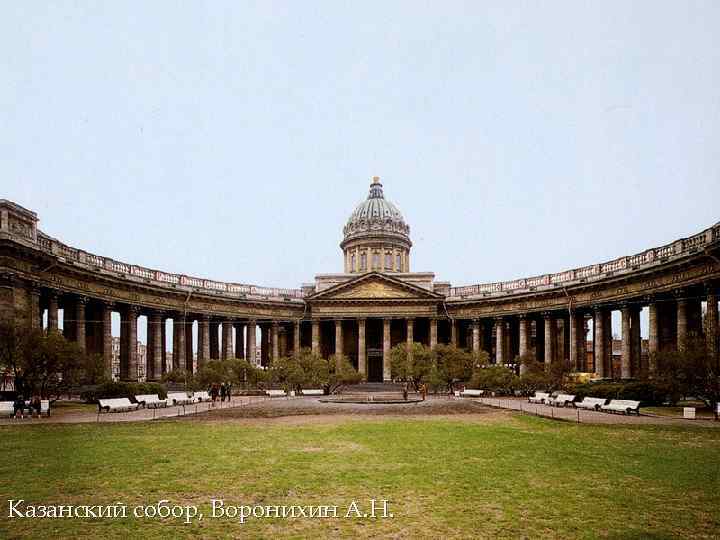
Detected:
[
  {"left": 389, "top": 342, "right": 434, "bottom": 389},
  {"left": 469, "top": 365, "right": 518, "bottom": 395},
  {"left": 328, "top": 354, "right": 362, "bottom": 393},
  {"left": 434, "top": 344, "right": 478, "bottom": 392}
]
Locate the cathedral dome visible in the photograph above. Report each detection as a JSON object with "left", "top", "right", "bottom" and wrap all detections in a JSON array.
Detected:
[
  {"left": 343, "top": 177, "right": 411, "bottom": 243},
  {"left": 341, "top": 177, "right": 412, "bottom": 273}
]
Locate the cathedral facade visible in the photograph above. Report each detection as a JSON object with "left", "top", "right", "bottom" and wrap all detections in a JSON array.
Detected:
[{"left": 1, "top": 179, "right": 718, "bottom": 382}]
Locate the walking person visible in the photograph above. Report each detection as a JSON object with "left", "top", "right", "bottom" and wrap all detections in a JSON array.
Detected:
[
  {"left": 402, "top": 381, "right": 408, "bottom": 401},
  {"left": 420, "top": 383, "right": 427, "bottom": 401},
  {"left": 210, "top": 383, "right": 219, "bottom": 406}
]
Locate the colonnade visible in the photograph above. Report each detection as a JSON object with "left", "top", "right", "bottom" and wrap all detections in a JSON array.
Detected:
[{"left": 25, "top": 282, "right": 720, "bottom": 383}]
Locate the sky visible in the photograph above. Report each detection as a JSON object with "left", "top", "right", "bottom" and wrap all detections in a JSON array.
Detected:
[{"left": 3, "top": 2, "right": 720, "bottom": 345}]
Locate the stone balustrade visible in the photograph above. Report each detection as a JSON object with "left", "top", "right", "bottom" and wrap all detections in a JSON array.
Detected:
[{"left": 448, "top": 221, "right": 720, "bottom": 299}]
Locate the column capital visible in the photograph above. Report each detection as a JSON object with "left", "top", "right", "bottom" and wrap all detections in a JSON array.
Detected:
[
  {"left": 673, "top": 288, "right": 686, "bottom": 299},
  {"left": 127, "top": 304, "right": 140, "bottom": 315},
  {"left": 75, "top": 295, "right": 89, "bottom": 305},
  {"left": 542, "top": 311, "right": 555, "bottom": 319},
  {"left": 704, "top": 281, "right": 718, "bottom": 295}
]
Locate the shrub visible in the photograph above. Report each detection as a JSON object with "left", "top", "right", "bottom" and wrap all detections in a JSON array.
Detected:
[{"left": 80, "top": 381, "right": 167, "bottom": 403}]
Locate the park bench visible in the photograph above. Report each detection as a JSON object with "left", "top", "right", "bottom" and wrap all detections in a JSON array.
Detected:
[
  {"left": 25, "top": 399, "right": 50, "bottom": 417},
  {"left": 459, "top": 389, "right": 484, "bottom": 398},
  {"left": 601, "top": 400, "right": 641, "bottom": 416},
  {"left": 575, "top": 397, "right": 607, "bottom": 411},
  {"left": 134, "top": 394, "right": 168, "bottom": 409},
  {"left": 548, "top": 394, "right": 576, "bottom": 407},
  {"left": 192, "top": 391, "right": 212, "bottom": 402},
  {"left": 301, "top": 389, "right": 324, "bottom": 396},
  {"left": 266, "top": 390, "right": 287, "bottom": 398},
  {"left": 98, "top": 398, "right": 139, "bottom": 413},
  {"left": 0, "top": 401, "right": 16, "bottom": 417},
  {"left": 528, "top": 392, "right": 550, "bottom": 404},
  {"left": 167, "top": 392, "right": 194, "bottom": 406}
]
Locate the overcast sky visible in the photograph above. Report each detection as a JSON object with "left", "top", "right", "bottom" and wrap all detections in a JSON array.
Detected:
[{"left": 3, "top": 2, "right": 719, "bottom": 344}]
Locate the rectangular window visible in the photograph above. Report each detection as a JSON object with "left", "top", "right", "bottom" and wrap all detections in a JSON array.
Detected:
[
  {"left": 396, "top": 254, "right": 402, "bottom": 270},
  {"left": 361, "top": 253, "right": 367, "bottom": 271},
  {"left": 372, "top": 253, "right": 379, "bottom": 269},
  {"left": 351, "top": 254, "right": 356, "bottom": 271},
  {"left": 385, "top": 253, "right": 392, "bottom": 270}
]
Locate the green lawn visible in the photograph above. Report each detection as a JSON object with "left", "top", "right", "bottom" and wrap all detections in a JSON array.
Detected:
[{"left": 1, "top": 415, "right": 718, "bottom": 539}]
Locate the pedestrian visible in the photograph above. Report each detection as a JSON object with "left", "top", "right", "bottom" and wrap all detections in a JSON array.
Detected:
[
  {"left": 29, "top": 395, "right": 42, "bottom": 418},
  {"left": 13, "top": 394, "right": 25, "bottom": 419},
  {"left": 210, "top": 383, "right": 219, "bottom": 406},
  {"left": 225, "top": 382, "right": 232, "bottom": 402},
  {"left": 420, "top": 383, "right": 427, "bottom": 401},
  {"left": 220, "top": 383, "right": 227, "bottom": 402},
  {"left": 402, "top": 381, "right": 408, "bottom": 401}
]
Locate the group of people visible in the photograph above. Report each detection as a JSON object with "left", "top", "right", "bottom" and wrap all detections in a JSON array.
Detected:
[
  {"left": 12, "top": 395, "right": 43, "bottom": 419},
  {"left": 208, "top": 382, "right": 233, "bottom": 405},
  {"left": 401, "top": 382, "right": 428, "bottom": 401}
]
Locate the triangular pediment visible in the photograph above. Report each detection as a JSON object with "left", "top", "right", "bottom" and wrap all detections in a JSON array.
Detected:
[{"left": 309, "top": 272, "right": 442, "bottom": 301}]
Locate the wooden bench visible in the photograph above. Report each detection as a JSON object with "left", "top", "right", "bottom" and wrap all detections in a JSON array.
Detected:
[
  {"left": 601, "top": 400, "right": 641, "bottom": 415},
  {"left": 575, "top": 397, "right": 607, "bottom": 411},
  {"left": 167, "top": 392, "right": 194, "bottom": 406},
  {"left": 0, "top": 401, "right": 16, "bottom": 417},
  {"left": 25, "top": 399, "right": 51, "bottom": 417},
  {"left": 98, "top": 398, "right": 139, "bottom": 413},
  {"left": 548, "top": 394, "right": 576, "bottom": 407},
  {"left": 266, "top": 390, "right": 287, "bottom": 398},
  {"left": 459, "top": 389, "right": 484, "bottom": 398},
  {"left": 192, "top": 391, "right": 211, "bottom": 403},
  {"left": 134, "top": 394, "right": 168, "bottom": 408},
  {"left": 301, "top": 389, "right": 324, "bottom": 396},
  {"left": 528, "top": 392, "right": 550, "bottom": 404}
]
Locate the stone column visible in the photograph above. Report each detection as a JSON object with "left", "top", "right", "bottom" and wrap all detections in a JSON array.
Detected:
[
  {"left": 406, "top": 318, "right": 414, "bottom": 361},
  {"left": 235, "top": 322, "right": 245, "bottom": 359},
  {"left": 28, "top": 285, "right": 41, "bottom": 329},
  {"left": 472, "top": 320, "right": 480, "bottom": 354},
  {"left": 74, "top": 296, "right": 87, "bottom": 352},
  {"left": 272, "top": 321, "right": 280, "bottom": 364},
  {"left": 631, "top": 307, "right": 642, "bottom": 376},
  {"left": 185, "top": 317, "right": 194, "bottom": 373},
  {"left": 569, "top": 312, "right": 579, "bottom": 371},
  {"left": 198, "top": 315, "right": 210, "bottom": 367},
  {"left": 383, "top": 318, "right": 391, "bottom": 381},
  {"left": 293, "top": 320, "right": 301, "bottom": 357},
  {"left": 247, "top": 321, "right": 257, "bottom": 364},
  {"left": 706, "top": 285, "right": 718, "bottom": 363},
  {"left": 47, "top": 290, "right": 59, "bottom": 332},
  {"left": 122, "top": 306, "right": 138, "bottom": 381},
  {"left": 147, "top": 311, "right": 163, "bottom": 381},
  {"left": 334, "top": 319, "right": 343, "bottom": 359},
  {"left": 593, "top": 308, "right": 605, "bottom": 378},
  {"left": 676, "top": 295, "right": 688, "bottom": 351},
  {"left": 495, "top": 318, "right": 505, "bottom": 364},
  {"left": 209, "top": 320, "right": 220, "bottom": 360},
  {"left": 648, "top": 301, "right": 659, "bottom": 374},
  {"left": 544, "top": 313, "right": 556, "bottom": 366},
  {"left": 621, "top": 305, "right": 632, "bottom": 379},
  {"left": 102, "top": 302, "right": 113, "bottom": 378},
  {"left": 518, "top": 316, "right": 529, "bottom": 374},
  {"left": 221, "top": 321, "right": 233, "bottom": 360},
  {"left": 161, "top": 315, "right": 167, "bottom": 372},
  {"left": 357, "top": 319, "right": 366, "bottom": 379},
  {"left": 311, "top": 320, "right": 320, "bottom": 355},
  {"left": 173, "top": 314, "right": 186, "bottom": 371},
  {"left": 429, "top": 318, "right": 438, "bottom": 349},
  {"left": 451, "top": 319, "right": 458, "bottom": 347}
]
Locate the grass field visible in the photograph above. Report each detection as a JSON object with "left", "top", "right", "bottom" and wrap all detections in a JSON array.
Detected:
[{"left": 1, "top": 413, "right": 718, "bottom": 539}]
